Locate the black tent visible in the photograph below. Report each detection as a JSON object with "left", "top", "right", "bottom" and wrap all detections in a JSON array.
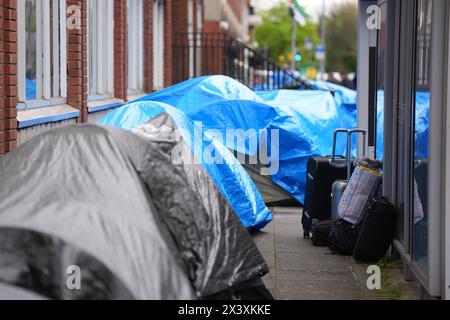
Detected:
[{"left": 0, "top": 124, "right": 270, "bottom": 299}]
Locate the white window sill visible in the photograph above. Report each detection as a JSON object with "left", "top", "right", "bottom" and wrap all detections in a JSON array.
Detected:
[
  {"left": 17, "top": 97, "right": 67, "bottom": 111},
  {"left": 127, "top": 93, "right": 147, "bottom": 103},
  {"left": 17, "top": 104, "right": 80, "bottom": 129},
  {"left": 87, "top": 98, "right": 125, "bottom": 113}
]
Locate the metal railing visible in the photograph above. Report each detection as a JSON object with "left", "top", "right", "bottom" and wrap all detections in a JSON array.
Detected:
[{"left": 172, "top": 32, "right": 312, "bottom": 91}]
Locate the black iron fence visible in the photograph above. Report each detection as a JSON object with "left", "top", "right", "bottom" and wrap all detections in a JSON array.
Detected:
[{"left": 172, "top": 32, "right": 312, "bottom": 91}]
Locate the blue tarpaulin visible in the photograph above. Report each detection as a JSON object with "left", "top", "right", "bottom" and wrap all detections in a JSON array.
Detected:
[
  {"left": 99, "top": 101, "right": 272, "bottom": 230},
  {"left": 128, "top": 76, "right": 358, "bottom": 204},
  {"left": 376, "top": 90, "right": 430, "bottom": 159},
  {"left": 311, "top": 80, "right": 357, "bottom": 109}
]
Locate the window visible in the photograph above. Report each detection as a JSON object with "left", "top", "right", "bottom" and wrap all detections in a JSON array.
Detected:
[
  {"left": 127, "top": 0, "right": 144, "bottom": 95},
  {"left": 411, "top": 0, "right": 432, "bottom": 278},
  {"left": 375, "top": 1, "right": 386, "bottom": 160},
  {"left": 395, "top": 0, "right": 417, "bottom": 249},
  {"left": 196, "top": 0, "right": 203, "bottom": 76},
  {"left": 153, "top": 0, "right": 164, "bottom": 90},
  {"left": 17, "top": 0, "right": 67, "bottom": 108},
  {"left": 88, "top": 0, "right": 114, "bottom": 100},
  {"left": 188, "top": 0, "right": 194, "bottom": 78}
]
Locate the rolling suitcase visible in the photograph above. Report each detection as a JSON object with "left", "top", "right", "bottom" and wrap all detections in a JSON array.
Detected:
[
  {"left": 330, "top": 129, "right": 367, "bottom": 221},
  {"left": 301, "top": 131, "right": 349, "bottom": 239}
]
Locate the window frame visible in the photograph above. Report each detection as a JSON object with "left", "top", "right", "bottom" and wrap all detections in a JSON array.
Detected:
[
  {"left": 153, "top": 0, "right": 164, "bottom": 90},
  {"left": 127, "top": 0, "right": 145, "bottom": 95},
  {"left": 17, "top": 0, "right": 68, "bottom": 109},
  {"left": 88, "top": 0, "right": 114, "bottom": 101}
]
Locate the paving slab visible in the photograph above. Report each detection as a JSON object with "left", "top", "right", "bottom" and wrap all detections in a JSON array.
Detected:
[{"left": 253, "top": 207, "right": 421, "bottom": 300}]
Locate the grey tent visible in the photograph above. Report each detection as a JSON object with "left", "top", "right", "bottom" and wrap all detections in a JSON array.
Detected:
[{"left": 0, "top": 124, "right": 270, "bottom": 299}]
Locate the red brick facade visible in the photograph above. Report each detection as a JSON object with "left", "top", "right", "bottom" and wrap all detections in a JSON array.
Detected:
[
  {"left": 163, "top": 0, "right": 173, "bottom": 87},
  {"left": 0, "top": 0, "right": 206, "bottom": 156},
  {"left": 114, "top": 0, "right": 128, "bottom": 100},
  {"left": 143, "top": 0, "right": 153, "bottom": 93},
  {"left": 172, "top": 0, "right": 188, "bottom": 33},
  {"left": 67, "top": 0, "right": 88, "bottom": 123},
  {"left": 0, "top": 0, "right": 18, "bottom": 155}
]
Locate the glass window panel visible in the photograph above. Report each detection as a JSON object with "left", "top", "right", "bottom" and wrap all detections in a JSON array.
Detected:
[
  {"left": 395, "top": 0, "right": 417, "bottom": 248},
  {"left": 88, "top": 0, "right": 114, "bottom": 98},
  {"left": 25, "top": 0, "right": 37, "bottom": 100},
  {"left": 375, "top": 2, "right": 386, "bottom": 160},
  {"left": 127, "top": 0, "right": 144, "bottom": 93},
  {"left": 412, "top": 0, "right": 432, "bottom": 277},
  {"left": 88, "top": 0, "right": 97, "bottom": 95}
]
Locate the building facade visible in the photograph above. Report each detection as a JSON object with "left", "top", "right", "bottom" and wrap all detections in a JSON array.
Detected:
[
  {"left": 0, "top": 0, "right": 257, "bottom": 155},
  {"left": 203, "top": 0, "right": 250, "bottom": 41},
  {"left": 357, "top": 0, "right": 450, "bottom": 299}
]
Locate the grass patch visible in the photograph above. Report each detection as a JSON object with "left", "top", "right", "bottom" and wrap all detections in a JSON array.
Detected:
[{"left": 377, "top": 257, "right": 403, "bottom": 299}]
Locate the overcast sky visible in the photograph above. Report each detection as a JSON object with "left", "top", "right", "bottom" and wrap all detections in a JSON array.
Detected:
[{"left": 252, "top": 0, "right": 357, "bottom": 21}]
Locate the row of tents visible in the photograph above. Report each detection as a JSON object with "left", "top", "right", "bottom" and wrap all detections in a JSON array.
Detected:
[{"left": 0, "top": 75, "right": 429, "bottom": 299}]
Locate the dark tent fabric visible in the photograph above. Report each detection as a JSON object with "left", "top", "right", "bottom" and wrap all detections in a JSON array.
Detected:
[
  {"left": 0, "top": 280, "right": 48, "bottom": 300},
  {"left": 99, "top": 101, "right": 272, "bottom": 230},
  {"left": 107, "top": 117, "right": 269, "bottom": 295},
  {"left": 0, "top": 228, "right": 135, "bottom": 300},
  {"left": 0, "top": 125, "right": 269, "bottom": 299}
]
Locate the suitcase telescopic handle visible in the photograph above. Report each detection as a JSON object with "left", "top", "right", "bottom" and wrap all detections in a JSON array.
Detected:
[
  {"left": 347, "top": 129, "right": 367, "bottom": 180},
  {"left": 331, "top": 129, "right": 350, "bottom": 162},
  {"left": 332, "top": 128, "right": 367, "bottom": 180},
  {"left": 349, "top": 129, "right": 367, "bottom": 157}
]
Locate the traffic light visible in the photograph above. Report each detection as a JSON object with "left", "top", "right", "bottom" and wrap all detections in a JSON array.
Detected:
[{"left": 295, "top": 53, "right": 302, "bottom": 62}]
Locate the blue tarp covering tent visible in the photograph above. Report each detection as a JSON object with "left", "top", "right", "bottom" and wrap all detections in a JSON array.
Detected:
[
  {"left": 311, "top": 80, "right": 358, "bottom": 109},
  {"left": 126, "top": 75, "right": 358, "bottom": 204},
  {"left": 99, "top": 101, "right": 272, "bottom": 230}
]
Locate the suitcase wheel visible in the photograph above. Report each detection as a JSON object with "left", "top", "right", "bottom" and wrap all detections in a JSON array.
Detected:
[{"left": 303, "top": 230, "right": 310, "bottom": 239}]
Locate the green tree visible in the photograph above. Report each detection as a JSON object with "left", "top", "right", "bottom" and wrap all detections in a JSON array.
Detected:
[
  {"left": 253, "top": 2, "right": 320, "bottom": 66},
  {"left": 325, "top": 1, "right": 358, "bottom": 73}
]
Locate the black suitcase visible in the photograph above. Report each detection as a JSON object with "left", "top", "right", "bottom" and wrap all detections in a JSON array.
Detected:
[
  {"left": 302, "top": 156, "right": 347, "bottom": 238},
  {"left": 353, "top": 197, "right": 397, "bottom": 262}
]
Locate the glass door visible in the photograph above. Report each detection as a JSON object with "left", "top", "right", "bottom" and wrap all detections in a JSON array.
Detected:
[{"left": 411, "top": 0, "right": 432, "bottom": 278}]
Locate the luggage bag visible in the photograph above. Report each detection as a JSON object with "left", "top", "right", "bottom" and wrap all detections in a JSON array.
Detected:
[
  {"left": 302, "top": 155, "right": 347, "bottom": 238},
  {"left": 329, "top": 218, "right": 360, "bottom": 255},
  {"left": 353, "top": 197, "right": 397, "bottom": 262},
  {"left": 311, "top": 220, "right": 333, "bottom": 247}
]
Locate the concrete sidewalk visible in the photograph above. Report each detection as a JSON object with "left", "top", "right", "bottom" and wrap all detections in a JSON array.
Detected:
[{"left": 253, "top": 207, "right": 421, "bottom": 300}]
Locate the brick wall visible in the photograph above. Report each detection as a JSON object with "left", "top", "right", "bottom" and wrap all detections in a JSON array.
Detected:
[
  {"left": 0, "top": 0, "right": 194, "bottom": 156},
  {"left": 0, "top": 0, "right": 18, "bottom": 155},
  {"left": 172, "top": 0, "right": 188, "bottom": 33},
  {"left": 143, "top": 0, "right": 153, "bottom": 93},
  {"left": 0, "top": 0, "right": 5, "bottom": 156},
  {"left": 67, "top": 0, "right": 88, "bottom": 123},
  {"left": 114, "top": 0, "right": 127, "bottom": 100},
  {"left": 164, "top": 0, "right": 173, "bottom": 87},
  {"left": 202, "top": 20, "right": 220, "bottom": 33}
]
